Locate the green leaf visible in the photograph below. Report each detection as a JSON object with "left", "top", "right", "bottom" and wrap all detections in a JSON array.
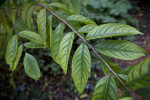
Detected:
[
  {"left": 127, "top": 56, "right": 150, "bottom": 89},
  {"left": 92, "top": 74, "right": 118, "bottom": 100},
  {"left": 5, "top": 35, "right": 18, "bottom": 64},
  {"left": 10, "top": 45, "right": 23, "bottom": 71},
  {"left": 51, "top": 23, "right": 65, "bottom": 64},
  {"left": 26, "top": 5, "right": 36, "bottom": 29},
  {"left": 119, "top": 97, "right": 134, "bottom": 100},
  {"left": 86, "top": 23, "right": 141, "bottom": 40},
  {"left": 22, "top": 3, "right": 32, "bottom": 23},
  {"left": 48, "top": 3, "right": 74, "bottom": 14},
  {"left": 37, "top": 8, "right": 47, "bottom": 45},
  {"left": 115, "top": 73, "right": 128, "bottom": 90},
  {"left": 0, "top": 10, "right": 10, "bottom": 33},
  {"left": 47, "top": 15, "right": 53, "bottom": 49},
  {"left": 66, "top": 15, "right": 96, "bottom": 25},
  {"left": 68, "top": 0, "right": 81, "bottom": 14},
  {"left": 6, "top": 7, "right": 16, "bottom": 24},
  {"left": 101, "top": 59, "right": 122, "bottom": 75},
  {"left": 23, "top": 53, "right": 41, "bottom": 80},
  {"left": 59, "top": 32, "right": 74, "bottom": 74},
  {"left": 24, "top": 42, "right": 47, "bottom": 48},
  {"left": 72, "top": 43, "right": 91, "bottom": 94},
  {"left": 78, "top": 24, "right": 98, "bottom": 33},
  {"left": 95, "top": 40, "right": 146, "bottom": 60},
  {"left": 19, "top": 31, "right": 44, "bottom": 45}
]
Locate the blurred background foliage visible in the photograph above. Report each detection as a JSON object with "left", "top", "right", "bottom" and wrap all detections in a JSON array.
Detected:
[{"left": 0, "top": 0, "right": 150, "bottom": 100}]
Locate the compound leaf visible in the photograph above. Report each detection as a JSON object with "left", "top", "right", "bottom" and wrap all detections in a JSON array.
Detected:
[
  {"left": 23, "top": 53, "right": 41, "bottom": 80},
  {"left": 86, "top": 23, "right": 141, "bottom": 40},
  {"left": 51, "top": 23, "right": 65, "bottom": 64},
  {"left": 66, "top": 15, "right": 96, "bottom": 25},
  {"left": 59, "top": 32, "right": 74, "bottom": 74},
  {"left": 92, "top": 74, "right": 118, "bottom": 100},
  {"left": 19, "top": 31, "right": 44, "bottom": 45},
  {"left": 127, "top": 56, "right": 150, "bottom": 89},
  {"left": 5, "top": 35, "right": 18, "bottom": 64},
  {"left": 95, "top": 40, "right": 146, "bottom": 60},
  {"left": 72, "top": 43, "right": 91, "bottom": 94}
]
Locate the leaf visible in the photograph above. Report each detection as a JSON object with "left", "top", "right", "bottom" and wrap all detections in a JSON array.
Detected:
[
  {"left": 68, "top": 0, "right": 81, "bottom": 14},
  {"left": 48, "top": 3, "right": 74, "bottom": 14},
  {"left": 23, "top": 53, "right": 41, "bottom": 80},
  {"left": 10, "top": 45, "right": 23, "bottom": 71},
  {"left": 127, "top": 56, "right": 150, "bottom": 89},
  {"left": 26, "top": 5, "right": 36, "bottom": 29},
  {"left": 24, "top": 42, "right": 47, "bottom": 48},
  {"left": 72, "top": 43, "right": 91, "bottom": 93},
  {"left": 66, "top": 15, "right": 96, "bottom": 25},
  {"left": 95, "top": 40, "right": 146, "bottom": 60},
  {"left": 121, "top": 66, "right": 134, "bottom": 75},
  {"left": 22, "top": 3, "right": 33, "bottom": 23},
  {"left": 6, "top": 7, "right": 16, "bottom": 24},
  {"left": 47, "top": 15, "right": 53, "bottom": 49},
  {"left": 5, "top": 35, "right": 18, "bottom": 64},
  {"left": 86, "top": 23, "right": 141, "bottom": 40},
  {"left": 19, "top": 31, "right": 44, "bottom": 45},
  {"left": 115, "top": 73, "right": 128, "bottom": 90},
  {"left": 78, "top": 24, "right": 98, "bottom": 33},
  {"left": 101, "top": 59, "right": 122, "bottom": 75},
  {"left": 68, "top": 21, "right": 81, "bottom": 30},
  {"left": 37, "top": 8, "right": 47, "bottom": 45},
  {"left": 0, "top": 10, "right": 10, "bottom": 33},
  {"left": 51, "top": 23, "right": 65, "bottom": 64},
  {"left": 119, "top": 97, "right": 134, "bottom": 100},
  {"left": 92, "top": 74, "right": 118, "bottom": 100},
  {"left": 59, "top": 32, "right": 74, "bottom": 74}
]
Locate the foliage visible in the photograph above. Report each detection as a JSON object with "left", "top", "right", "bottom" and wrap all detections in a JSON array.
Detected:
[
  {"left": 0, "top": 0, "right": 150, "bottom": 100},
  {"left": 81, "top": 0, "right": 139, "bottom": 25}
]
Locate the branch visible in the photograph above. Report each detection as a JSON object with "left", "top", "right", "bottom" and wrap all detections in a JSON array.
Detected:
[{"left": 38, "top": 4, "right": 132, "bottom": 94}]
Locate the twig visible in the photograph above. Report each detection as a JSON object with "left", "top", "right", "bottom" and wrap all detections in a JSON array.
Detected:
[{"left": 37, "top": 4, "right": 133, "bottom": 94}]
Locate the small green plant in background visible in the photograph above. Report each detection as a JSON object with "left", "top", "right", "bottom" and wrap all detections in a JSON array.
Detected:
[{"left": 0, "top": 0, "right": 150, "bottom": 100}]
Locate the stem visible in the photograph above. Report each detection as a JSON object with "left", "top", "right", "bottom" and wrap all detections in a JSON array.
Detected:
[{"left": 38, "top": 4, "right": 132, "bottom": 94}]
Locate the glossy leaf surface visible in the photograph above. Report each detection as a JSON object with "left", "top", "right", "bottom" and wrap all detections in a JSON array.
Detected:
[
  {"left": 37, "top": 8, "right": 47, "bottom": 45},
  {"left": 86, "top": 23, "right": 141, "bottom": 40},
  {"left": 24, "top": 53, "right": 41, "bottom": 80},
  {"left": 92, "top": 74, "right": 118, "bottom": 100},
  {"left": 59, "top": 32, "right": 74, "bottom": 74},
  {"left": 10, "top": 45, "right": 23, "bottom": 71},
  {"left": 66, "top": 15, "right": 96, "bottom": 25},
  {"left": 72, "top": 43, "right": 91, "bottom": 94},
  {"left": 24, "top": 42, "right": 47, "bottom": 48},
  {"left": 5, "top": 35, "right": 18, "bottom": 64},
  {"left": 127, "top": 56, "right": 150, "bottom": 89},
  {"left": 51, "top": 23, "right": 65, "bottom": 64},
  {"left": 19, "top": 31, "right": 44, "bottom": 45},
  {"left": 95, "top": 40, "right": 146, "bottom": 60},
  {"left": 78, "top": 24, "right": 98, "bottom": 33}
]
